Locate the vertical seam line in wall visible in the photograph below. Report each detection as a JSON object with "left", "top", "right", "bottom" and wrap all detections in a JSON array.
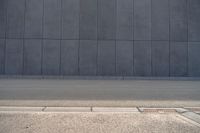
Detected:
[
  {"left": 150, "top": 0, "right": 153, "bottom": 76},
  {"left": 59, "top": 0, "right": 62, "bottom": 75},
  {"left": 168, "top": 0, "right": 171, "bottom": 77},
  {"left": 186, "top": 0, "right": 190, "bottom": 76},
  {"left": 96, "top": 0, "right": 99, "bottom": 76},
  {"left": 186, "top": 0, "right": 189, "bottom": 77},
  {"left": 4, "top": 0, "right": 8, "bottom": 74},
  {"left": 133, "top": 0, "right": 135, "bottom": 76},
  {"left": 115, "top": 0, "right": 117, "bottom": 76},
  {"left": 22, "top": 0, "right": 27, "bottom": 75},
  {"left": 78, "top": 0, "right": 81, "bottom": 75},
  {"left": 41, "top": 0, "right": 45, "bottom": 75}
]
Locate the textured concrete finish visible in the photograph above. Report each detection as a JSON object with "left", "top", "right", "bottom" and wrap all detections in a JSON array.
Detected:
[
  {"left": 24, "top": 39, "right": 42, "bottom": 75},
  {"left": 0, "top": 0, "right": 200, "bottom": 77},
  {"left": 6, "top": 0, "right": 25, "bottom": 38},
  {"left": 61, "top": 40, "right": 79, "bottom": 75},
  {"left": 42, "top": 40, "right": 60, "bottom": 75},
  {"left": 134, "top": 41, "right": 151, "bottom": 76},
  {"left": 0, "top": 112, "right": 200, "bottom": 133},
  {"left": 24, "top": 0, "right": 43, "bottom": 38},
  {"left": 0, "top": 39, "right": 5, "bottom": 74},
  {"left": 5, "top": 39, "right": 23, "bottom": 75},
  {"left": 170, "top": 42, "right": 187, "bottom": 76},
  {"left": 0, "top": 0, "right": 6, "bottom": 38},
  {"left": 79, "top": 40, "right": 97, "bottom": 75}
]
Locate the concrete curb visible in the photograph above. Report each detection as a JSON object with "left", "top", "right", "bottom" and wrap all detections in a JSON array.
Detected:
[
  {"left": 0, "top": 106, "right": 44, "bottom": 112},
  {"left": 44, "top": 107, "right": 91, "bottom": 112},
  {"left": 92, "top": 107, "right": 139, "bottom": 112},
  {"left": 1, "top": 106, "right": 200, "bottom": 126},
  {"left": 139, "top": 108, "right": 177, "bottom": 113},
  {"left": 184, "top": 107, "right": 200, "bottom": 114}
]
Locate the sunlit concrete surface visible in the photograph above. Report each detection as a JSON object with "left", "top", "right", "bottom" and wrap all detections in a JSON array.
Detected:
[{"left": 0, "top": 112, "right": 199, "bottom": 133}]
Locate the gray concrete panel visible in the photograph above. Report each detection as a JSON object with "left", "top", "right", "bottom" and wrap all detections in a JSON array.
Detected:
[
  {"left": 79, "top": 40, "right": 97, "bottom": 75},
  {"left": 61, "top": 40, "right": 79, "bottom": 75},
  {"left": 6, "top": 0, "right": 25, "bottom": 38},
  {"left": 44, "top": 0, "right": 61, "bottom": 39},
  {"left": 24, "top": 0, "right": 43, "bottom": 38},
  {"left": 42, "top": 40, "right": 60, "bottom": 75},
  {"left": 188, "top": 0, "right": 200, "bottom": 41},
  {"left": 170, "top": 0, "right": 187, "bottom": 41},
  {"left": 0, "top": 0, "right": 6, "bottom": 38},
  {"left": 62, "top": 0, "right": 79, "bottom": 39},
  {"left": 116, "top": 0, "right": 133, "bottom": 40},
  {"left": 80, "top": 0, "right": 97, "bottom": 40},
  {"left": 152, "top": 41, "right": 169, "bottom": 76},
  {"left": 188, "top": 42, "right": 200, "bottom": 77},
  {"left": 134, "top": 0, "right": 151, "bottom": 40},
  {"left": 5, "top": 39, "right": 23, "bottom": 75},
  {"left": 24, "top": 39, "right": 42, "bottom": 75},
  {"left": 97, "top": 41, "right": 115, "bottom": 75},
  {"left": 116, "top": 41, "right": 133, "bottom": 76},
  {"left": 152, "top": 0, "right": 169, "bottom": 40},
  {"left": 134, "top": 41, "right": 151, "bottom": 76},
  {"left": 170, "top": 42, "right": 187, "bottom": 76},
  {"left": 98, "top": 0, "right": 116, "bottom": 40},
  {"left": 0, "top": 39, "right": 5, "bottom": 74}
]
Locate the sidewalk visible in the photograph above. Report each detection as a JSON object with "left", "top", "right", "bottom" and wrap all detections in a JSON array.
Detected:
[{"left": 0, "top": 106, "right": 200, "bottom": 133}]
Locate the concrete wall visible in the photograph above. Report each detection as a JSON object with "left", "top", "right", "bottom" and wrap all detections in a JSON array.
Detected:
[{"left": 0, "top": 0, "right": 200, "bottom": 77}]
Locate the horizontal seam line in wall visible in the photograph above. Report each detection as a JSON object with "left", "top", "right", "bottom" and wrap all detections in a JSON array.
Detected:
[{"left": 1, "top": 38, "right": 200, "bottom": 42}]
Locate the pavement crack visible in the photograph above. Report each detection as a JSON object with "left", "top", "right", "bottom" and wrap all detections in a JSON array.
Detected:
[{"left": 42, "top": 107, "right": 47, "bottom": 112}]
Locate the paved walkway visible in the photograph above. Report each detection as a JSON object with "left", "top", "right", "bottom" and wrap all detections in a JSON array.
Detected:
[
  {"left": 0, "top": 79, "right": 200, "bottom": 107},
  {"left": 0, "top": 107, "right": 200, "bottom": 133}
]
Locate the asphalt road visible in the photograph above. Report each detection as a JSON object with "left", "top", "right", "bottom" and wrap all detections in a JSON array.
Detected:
[{"left": 0, "top": 79, "right": 200, "bottom": 107}]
